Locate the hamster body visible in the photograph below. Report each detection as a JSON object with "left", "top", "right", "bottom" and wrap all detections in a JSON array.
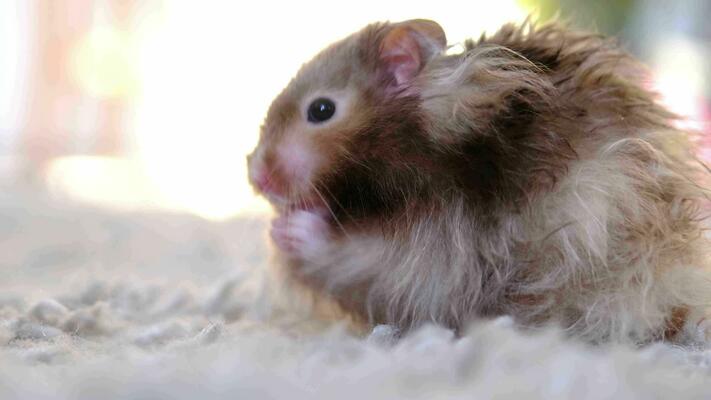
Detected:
[{"left": 247, "top": 19, "right": 711, "bottom": 343}]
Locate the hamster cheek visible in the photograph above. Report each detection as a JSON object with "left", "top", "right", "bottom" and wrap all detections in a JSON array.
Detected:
[
  {"left": 276, "top": 138, "right": 320, "bottom": 195},
  {"left": 270, "top": 209, "right": 331, "bottom": 260}
]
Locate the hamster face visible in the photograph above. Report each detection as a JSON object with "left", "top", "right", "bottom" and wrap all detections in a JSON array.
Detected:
[
  {"left": 248, "top": 20, "right": 447, "bottom": 220},
  {"left": 247, "top": 84, "right": 360, "bottom": 211}
]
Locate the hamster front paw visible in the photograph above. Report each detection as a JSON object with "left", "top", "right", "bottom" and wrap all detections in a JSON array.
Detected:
[{"left": 270, "top": 209, "right": 331, "bottom": 260}]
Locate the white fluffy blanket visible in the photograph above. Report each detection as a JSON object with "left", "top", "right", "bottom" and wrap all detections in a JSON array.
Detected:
[{"left": 2, "top": 190, "right": 711, "bottom": 399}]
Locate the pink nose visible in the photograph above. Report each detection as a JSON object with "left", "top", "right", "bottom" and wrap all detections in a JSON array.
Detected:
[
  {"left": 253, "top": 169, "right": 284, "bottom": 196},
  {"left": 253, "top": 171, "right": 270, "bottom": 193}
]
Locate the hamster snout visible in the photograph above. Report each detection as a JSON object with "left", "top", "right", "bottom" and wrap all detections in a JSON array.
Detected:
[{"left": 247, "top": 137, "right": 322, "bottom": 208}]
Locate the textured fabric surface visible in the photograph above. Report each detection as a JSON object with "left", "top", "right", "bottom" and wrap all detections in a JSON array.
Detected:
[{"left": 1, "top": 190, "right": 711, "bottom": 399}]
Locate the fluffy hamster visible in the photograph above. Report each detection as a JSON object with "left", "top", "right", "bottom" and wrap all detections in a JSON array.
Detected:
[{"left": 247, "top": 19, "right": 711, "bottom": 343}]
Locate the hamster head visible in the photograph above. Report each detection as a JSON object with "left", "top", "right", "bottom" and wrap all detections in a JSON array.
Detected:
[{"left": 247, "top": 20, "right": 447, "bottom": 220}]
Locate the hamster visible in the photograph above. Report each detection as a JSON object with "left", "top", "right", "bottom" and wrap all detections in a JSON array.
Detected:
[{"left": 247, "top": 19, "right": 711, "bottom": 343}]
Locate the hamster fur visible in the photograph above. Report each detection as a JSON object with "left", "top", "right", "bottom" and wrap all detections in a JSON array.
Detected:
[{"left": 247, "top": 19, "right": 711, "bottom": 343}]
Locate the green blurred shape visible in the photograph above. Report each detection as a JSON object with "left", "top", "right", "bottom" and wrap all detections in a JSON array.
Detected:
[{"left": 517, "top": 0, "right": 636, "bottom": 34}]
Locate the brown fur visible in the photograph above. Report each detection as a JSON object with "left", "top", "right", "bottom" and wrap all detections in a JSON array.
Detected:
[{"left": 249, "top": 20, "right": 711, "bottom": 344}]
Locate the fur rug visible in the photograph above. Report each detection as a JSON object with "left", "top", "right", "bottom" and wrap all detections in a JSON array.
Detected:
[{"left": 1, "top": 189, "right": 711, "bottom": 399}]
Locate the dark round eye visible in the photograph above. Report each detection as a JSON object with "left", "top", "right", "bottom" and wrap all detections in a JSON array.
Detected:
[{"left": 307, "top": 97, "right": 336, "bottom": 123}]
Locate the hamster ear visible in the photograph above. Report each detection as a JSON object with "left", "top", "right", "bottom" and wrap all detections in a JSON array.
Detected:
[{"left": 379, "top": 19, "right": 446, "bottom": 89}]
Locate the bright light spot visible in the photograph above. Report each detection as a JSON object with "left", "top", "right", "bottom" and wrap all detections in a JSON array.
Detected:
[
  {"left": 70, "top": 26, "right": 137, "bottom": 98},
  {"left": 45, "top": 155, "right": 271, "bottom": 220},
  {"left": 651, "top": 36, "right": 707, "bottom": 132},
  {"left": 46, "top": 156, "right": 155, "bottom": 210}
]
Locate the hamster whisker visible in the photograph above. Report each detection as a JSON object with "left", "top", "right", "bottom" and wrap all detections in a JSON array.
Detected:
[
  {"left": 318, "top": 181, "right": 355, "bottom": 223},
  {"left": 342, "top": 152, "right": 374, "bottom": 172},
  {"left": 308, "top": 181, "right": 350, "bottom": 239}
]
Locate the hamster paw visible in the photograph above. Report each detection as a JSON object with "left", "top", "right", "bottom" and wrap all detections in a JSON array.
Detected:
[{"left": 270, "top": 210, "right": 330, "bottom": 260}]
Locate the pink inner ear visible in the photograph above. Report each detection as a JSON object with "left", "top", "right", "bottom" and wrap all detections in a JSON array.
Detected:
[{"left": 381, "top": 30, "right": 422, "bottom": 88}]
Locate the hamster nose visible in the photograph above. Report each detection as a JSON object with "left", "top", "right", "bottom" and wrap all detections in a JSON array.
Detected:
[
  {"left": 253, "top": 171, "right": 272, "bottom": 193},
  {"left": 253, "top": 168, "right": 285, "bottom": 197}
]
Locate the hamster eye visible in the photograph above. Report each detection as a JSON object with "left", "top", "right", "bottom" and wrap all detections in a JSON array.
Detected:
[{"left": 307, "top": 98, "right": 336, "bottom": 123}]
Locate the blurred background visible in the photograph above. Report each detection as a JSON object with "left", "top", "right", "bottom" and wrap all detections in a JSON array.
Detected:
[{"left": 0, "top": 0, "right": 709, "bottom": 221}]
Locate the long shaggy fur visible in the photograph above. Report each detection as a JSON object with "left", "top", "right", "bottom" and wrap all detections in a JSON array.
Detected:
[{"left": 253, "top": 20, "right": 711, "bottom": 344}]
